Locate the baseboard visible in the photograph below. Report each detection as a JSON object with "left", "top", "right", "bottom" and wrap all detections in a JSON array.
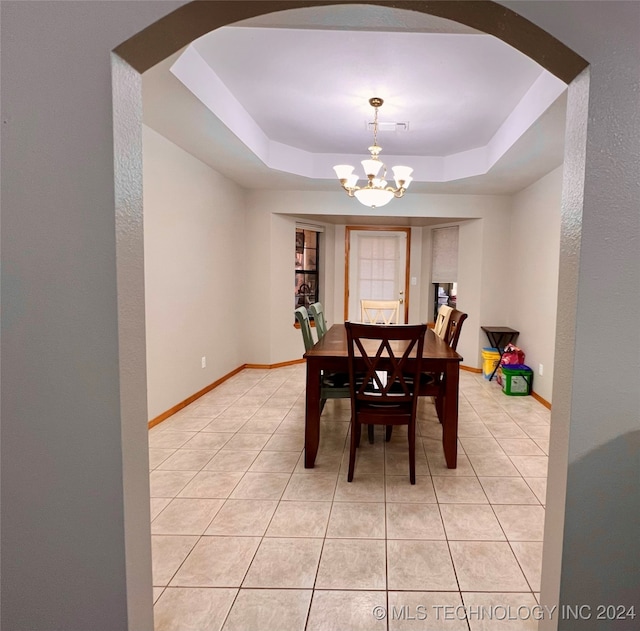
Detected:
[
  {"left": 244, "top": 359, "right": 305, "bottom": 369},
  {"left": 460, "top": 364, "right": 552, "bottom": 409},
  {"left": 148, "top": 359, "right": 551, "bottom": 429},
  {"left": 148, "top": 359, "right": 305, "bottom": 428},
  {"left": 531, "top": 390, "right": 552, "bottom": 409},
  {"left": 148, "top": 364, "right": 245, "bottom": 428}
]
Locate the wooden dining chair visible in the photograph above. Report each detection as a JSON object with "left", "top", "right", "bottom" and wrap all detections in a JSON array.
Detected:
[
  {"left": 308, "top": 302, "right": 327, "bottom": 340},
  {"left": 345, "top": 322, "right": 426, "bottom": 484},
  {"left": 433, "top": 304, "right": 454, "bottom": 339},
  {"left": 295, "top": 306, "right": 350, "bottom": 411},
  {"left": 360, "top": 299, "right": 401, "bottom": 324},
  {"left": 419, "top": 308, "right": 468, "bottom": 422},
  {"left": 310, "top": 299, "right": 378, "bottom": 444},
  {"left": 442, "top": 308, "right": 467, "bottom": 351}
]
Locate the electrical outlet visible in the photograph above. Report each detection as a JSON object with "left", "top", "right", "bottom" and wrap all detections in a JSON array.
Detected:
[
  {"left": 538, "top": 363, "right": 544, "bottom": 376},
  {"left": 201, "top": 356, "right": 207, "bottom": 369}
]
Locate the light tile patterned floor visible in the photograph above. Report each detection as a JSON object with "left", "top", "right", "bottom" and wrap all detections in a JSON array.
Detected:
[{"left": 149, "top": 365, "right": 550, "bottom": 631}]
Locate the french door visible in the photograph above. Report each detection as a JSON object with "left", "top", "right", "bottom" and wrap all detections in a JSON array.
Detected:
[{"left": 345, "top": 227, "right": 411, "bottom": 323}]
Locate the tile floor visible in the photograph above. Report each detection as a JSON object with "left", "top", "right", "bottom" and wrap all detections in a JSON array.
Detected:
[{"left": 149, "top": 365, "right": 550, "bottom": 631}]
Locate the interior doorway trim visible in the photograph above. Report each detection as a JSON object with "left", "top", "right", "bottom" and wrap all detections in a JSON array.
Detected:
[
  {"left": 112, "top": 2, "right": 589, "bottom": 628},
  {"left": 344, "top": 226, "right": 411, "bottom": 323},
  {"left": 115, "top": 0, "right": 587, "bottom": 82}
]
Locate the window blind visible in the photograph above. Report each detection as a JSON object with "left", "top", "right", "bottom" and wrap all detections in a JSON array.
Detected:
[{"left": 431, "top": 226, "right": 459, "bottom": 283}]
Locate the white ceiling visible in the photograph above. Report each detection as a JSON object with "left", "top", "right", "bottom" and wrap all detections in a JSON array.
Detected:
[
  {"left": 142, "top": 4, "right": 567, "bottom": 208},
  {"left": 191, "top": 28, "right": 546, "bottom": 157}
]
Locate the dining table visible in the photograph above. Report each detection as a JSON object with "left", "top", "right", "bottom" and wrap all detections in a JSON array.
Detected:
[{"left": 303, "top": 323, "right": 463, "bottom": 469}]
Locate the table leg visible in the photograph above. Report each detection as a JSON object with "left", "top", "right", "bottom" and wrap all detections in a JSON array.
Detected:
[
  {"left": 304, "top": 358, "right": 321, "bottom": 468},
  {"left": 442, "top": 362, "right": 459, "bottom": 468},
  {"left": 486, "top": 333, "right": 502, "bottom": 381},
  {"left": 489, "top": 346, "right": 502, "bottom": 381},
  {"left": 485, "top": 331, "right": 519, "bottom": 381}
]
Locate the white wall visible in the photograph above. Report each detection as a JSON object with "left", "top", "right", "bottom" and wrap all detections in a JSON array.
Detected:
[
  {"left": 143, "top": 126, "right": 246, "bottom": 419},
  {"left": 245, "top": 189, "right": 515, "bottom": 369},
  {"left": 0, "top": 2, "right": 186, "bottom": 630},
  {"left": 507, "top": 166, "right": 562, "bottom": 402},
  {"left": 418, "top": 179, "right": 560, "bottom": 400},
  {"left": 145, "top": 176, "right": 520, "bottom": 383},
  {"left": 457, "top": 218, "right": 486, "bottom": 367},
  {"left": 415, "top": 202, "right": 513, "bottom": 371},
  {"left": 501, "top": 2, "right": 640, "bottom": 626},
  {"left": 269, "top": 213, "right": 303, "bottom": 363}
]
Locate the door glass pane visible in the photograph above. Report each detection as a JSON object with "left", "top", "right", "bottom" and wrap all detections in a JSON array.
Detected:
[
  {"left": 348, "top": 229, "right": 408, "bottom": 323},
  {"left": 383, "top": 238, "right": 396, "bottom": 258},
  {"left": 360, "top": 259, "right": 372, "bottom": 278},
  {"left": 383, "top": 260, "right": 395, "bottom": 280},
  {"left": 359, "top": 236, "right": 400, "bottom": 302}
]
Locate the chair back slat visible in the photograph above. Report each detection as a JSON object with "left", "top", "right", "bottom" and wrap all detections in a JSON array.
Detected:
[
  {"left": 346, "top": 323, "right": 426, "bottom": 405},
  {"left": 308, "top": 302, "right": 327, "bottom": 339},
  {"left": 294, "top": 306, "right": 315, "bottom": 352},
  {"left": 345, "top": 322, "right": 427, "bottom": 484},
  {"left": 444, "top": 309, "right": 468, "bottom": 350},
  {"left": 433, "top": 305, "right": 454, "bottom": 338},
  {"left": 360, "top": 299, "right": 401, "bottom": 324}
]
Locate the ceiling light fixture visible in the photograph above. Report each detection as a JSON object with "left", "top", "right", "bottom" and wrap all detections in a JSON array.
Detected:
[{"left": 334, "top": 97, "right": 413, "bottom": 209}]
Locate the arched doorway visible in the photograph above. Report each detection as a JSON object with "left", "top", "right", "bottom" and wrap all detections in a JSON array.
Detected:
[{"left": 112, "top": 3, "right": 588, "bottom": 628}]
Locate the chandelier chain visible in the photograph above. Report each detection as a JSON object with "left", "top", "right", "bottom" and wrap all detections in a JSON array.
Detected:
[
  {"left": 333, "top": 96, "right": 413, "bottom": 208},
  {"left": 372, "top": 103, "right": 379, "bottom": 150}
]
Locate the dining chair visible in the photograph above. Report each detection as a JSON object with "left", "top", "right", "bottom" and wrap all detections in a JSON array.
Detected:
[
  {"left": 442, "top": 308, "right": 467, "bottom": 351},
  {"left": 358, "top": 299, "right": 407, "bottom": 442},
  {"left": 345, "top": 321, "right": 427, "bottom": 484},
  {"left": 295, "top": 306, "right": 350, "bottom": 412},
  {"left": 360, "top": 299, "right": 401, "bottom": 324},
  {"left": 310, "top": 300, "right": 380, "bottom": 444},
  {"left": 433, "top": 304, "right": 454, "bottom": 338},
  {"left": 308, "top": 302, "right": 328, "bottom": 340},
  {"left": 419, "top": 308, "right": 468, "bottom": 422}
]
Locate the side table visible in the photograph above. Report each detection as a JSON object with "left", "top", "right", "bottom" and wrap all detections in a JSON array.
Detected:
[{"left": 481, "top": 326, "right": 520, "bottom": 381}]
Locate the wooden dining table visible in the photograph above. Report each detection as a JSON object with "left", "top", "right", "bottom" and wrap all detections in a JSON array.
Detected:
[{"left": 304, "top": 323, "right": 462, "bottom": 469}]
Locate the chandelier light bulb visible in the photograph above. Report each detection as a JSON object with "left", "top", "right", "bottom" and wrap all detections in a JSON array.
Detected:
[{"left": 334, "top": 97, "right": 413, "bottom": 209}]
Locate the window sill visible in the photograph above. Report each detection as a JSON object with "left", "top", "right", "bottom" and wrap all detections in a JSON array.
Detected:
[{"left": 294, "top": 321, "right": 316, "bottom": 329}]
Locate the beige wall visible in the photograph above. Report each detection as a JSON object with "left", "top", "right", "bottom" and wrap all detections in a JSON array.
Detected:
[
  {"left": 507, "top": 166, "right": 563, "bottom": 402},
  {"left": 247, "top": 190, "right": 515, "bottom": 369},
  {"left": 143, "top": 130, "right": 560, "bottom": 416},
  {"left": 143, "top": 125, "right": 246, "bottom": 419},
  {"left": 457, "top": 218, "right": 486, "bottom": 367}
]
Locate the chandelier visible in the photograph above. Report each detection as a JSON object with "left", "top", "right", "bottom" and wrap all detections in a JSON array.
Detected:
[{"left": 333, "top": 97, "right": 413, "bottom": 208}]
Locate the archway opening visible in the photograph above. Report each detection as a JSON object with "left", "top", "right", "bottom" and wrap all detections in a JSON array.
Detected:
[{"left": 112, "top": 3, "right": 588, "bottom": 629}]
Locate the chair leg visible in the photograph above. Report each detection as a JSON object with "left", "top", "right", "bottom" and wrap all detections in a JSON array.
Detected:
[
  {"left": 367, "top": 424, "right": 374, "bottom": 444},
  {"left": 348, "top": 419, "right": 358, "bottom": 482},
  {"left": 385, "top": 425, "right": 393, "bottom": 441},
  {"left": 435, "top": 394, "right": 444, "bottom": 424},
  {"left": 408, "top": 422, "right": 416, "bottom": 484}
]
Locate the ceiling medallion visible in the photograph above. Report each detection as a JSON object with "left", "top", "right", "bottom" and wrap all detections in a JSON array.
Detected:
[{"left": 333, "top": 97, "right": 413, "bottom": 209}]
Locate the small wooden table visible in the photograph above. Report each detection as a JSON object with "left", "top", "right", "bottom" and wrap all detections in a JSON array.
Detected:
[
  {"left": 481, "top": 326, "right": 520, "bottom": 380},
  {"left": 304, "top": 324, "right": 462, "bottom": 469}
]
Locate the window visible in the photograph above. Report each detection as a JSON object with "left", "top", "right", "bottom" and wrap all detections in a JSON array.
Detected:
[
  {"left": 295, "top": 226, "right": 320, "bottom": 313},
  {"left": 431, "top": 226, "right": 459, "bottom": 321}
]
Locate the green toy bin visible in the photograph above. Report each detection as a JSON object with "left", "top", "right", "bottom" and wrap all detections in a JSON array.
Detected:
[{"left": 501, "top": 364, "right": 533, "bottom": 396}]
